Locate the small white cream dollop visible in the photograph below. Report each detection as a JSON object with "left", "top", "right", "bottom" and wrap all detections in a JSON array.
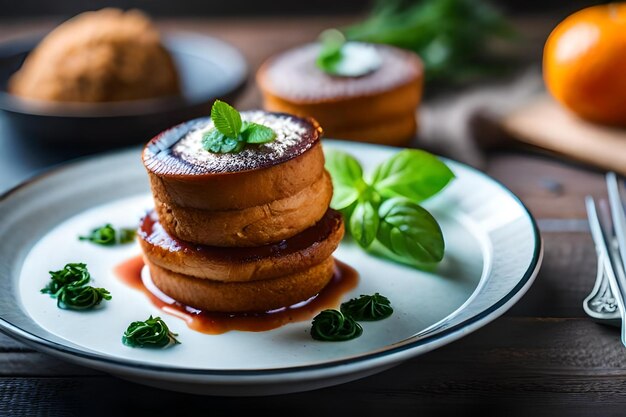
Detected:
[{"left": 328, "top": 42, "right": 382, "bottom": 77}]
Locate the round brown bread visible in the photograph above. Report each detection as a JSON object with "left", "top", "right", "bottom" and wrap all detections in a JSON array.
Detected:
[
  {"left": 9, "top": 8, "right": 180, "bottom": 102},
  {"left": 138, "top": 209, "right": 344, "bottom": 282},
  {"left": 257, "top": 43, "right": 422, "bottom": 144},
  {"left": 143, "top": 112, "right": 324, "bottom": 211},
  {"left": 260, "top": 76, "right": 420, "bottom": 131},
  {"left": 154, "top": 171, "right": 333, "bottom": 247},
  {"left": 147, "top": 256, "right": 335, "bottom": 313}
]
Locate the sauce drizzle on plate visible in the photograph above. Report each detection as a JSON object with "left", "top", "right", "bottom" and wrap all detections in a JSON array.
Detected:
[{"left": 114, "top": 255, "right": 358, "bottom": 334}]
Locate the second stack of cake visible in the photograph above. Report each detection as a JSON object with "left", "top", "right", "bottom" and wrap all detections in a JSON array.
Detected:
[{"left": 139, "top": 110, "right": 344, "bottom": 312}]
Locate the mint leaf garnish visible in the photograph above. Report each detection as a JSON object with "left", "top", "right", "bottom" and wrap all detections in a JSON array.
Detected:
[
  {"left": 316, "top": 29, "right": 346, "bottom": 73},
  {"left": 316, "top": 29, "right": 382, "bottom": 77},
  {"left": 211, "top": 100, "right": 242, "bottom": 139},
  {"left": 243, "top": 122, "right": 276, "bottom": 144},
  {"left": 202, "top": 129, "right": 245, "bottom": 154},
  {"left": 202, "top": 101, "right": 277, "bottom": 154}
]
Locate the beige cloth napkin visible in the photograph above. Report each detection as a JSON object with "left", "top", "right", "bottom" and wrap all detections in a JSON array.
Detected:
[{"left": 414, "top": 68, "right": 544, "bottom": 168}]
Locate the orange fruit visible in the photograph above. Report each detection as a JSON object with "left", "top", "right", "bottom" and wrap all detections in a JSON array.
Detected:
[{"left": 543, "top": 3, "right": 626, "bottom": 126}]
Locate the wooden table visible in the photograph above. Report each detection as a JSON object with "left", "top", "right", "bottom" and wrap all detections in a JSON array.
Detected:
[{"left": 0, "top": 17, "right": 621, "bottom": 417}]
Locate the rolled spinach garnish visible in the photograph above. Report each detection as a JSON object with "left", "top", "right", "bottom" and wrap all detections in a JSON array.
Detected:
[
  {"left": 122, "top": 316, "right": 180, "bottom": 348},
  {"left": 41, "top": 263, "right": 111, "bottom": 310}
]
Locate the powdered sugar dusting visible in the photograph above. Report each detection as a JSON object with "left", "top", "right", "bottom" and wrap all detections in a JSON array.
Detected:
[{"left": 170, "top": 111, "right": 312, "bottom": 174}]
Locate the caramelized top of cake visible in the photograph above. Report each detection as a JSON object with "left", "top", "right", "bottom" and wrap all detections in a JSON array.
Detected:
[
  {"left": 143, "top": 111, "right": 322, "bottom": 177},
  {"left": 258, "top": 43, "right": 423, "bottom": 103}
]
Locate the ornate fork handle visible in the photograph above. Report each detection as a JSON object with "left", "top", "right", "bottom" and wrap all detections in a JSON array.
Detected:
[{"left": 584, "top": 251, "right": 619, "bottom": 320}]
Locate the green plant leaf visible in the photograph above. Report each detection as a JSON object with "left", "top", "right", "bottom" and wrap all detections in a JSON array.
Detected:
[
  {"left": 202, "top": 129, "right": 245, "bottom": 154},
  {"left": 343, "top": 0, "right": 516, "bottom": 83},
  {"left": 350, "top": 200, "right": 380, "bottom": 248},
  {"left": 316, "top": 29, "right": 346, "bottom": 73},
  {"left": 371, "top": 149, "right": 454, "bottom": 202},
  {"left": 325, "top": 149, "right": 366, "bottom": 210},
  {"left": 211, "top": 99, "right": 242, "bottom": 139},
  {"left": 377, "top": 197, "right": 444, "bottom": 263},
  {"left": 332, "top": 187, "right": 360, "bottom": 212},
  {"left": 243, "top": 122, "right": 277, "bottom": 144}
]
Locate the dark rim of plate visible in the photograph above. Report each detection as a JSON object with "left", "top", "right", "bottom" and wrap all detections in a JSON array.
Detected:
[{"left": 0, "top": 142, "right": 542, "bottom": 377}]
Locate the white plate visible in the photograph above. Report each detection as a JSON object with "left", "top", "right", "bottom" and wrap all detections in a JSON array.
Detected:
[{"left": 0, "top": 140, "right": 542, "bottom": 395}]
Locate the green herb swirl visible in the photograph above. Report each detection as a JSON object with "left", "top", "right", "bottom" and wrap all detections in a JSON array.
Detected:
[
  {"left": 41, "top": 263, "right": 90, "bottom": 296},
  {"left": 79, "top": 224, "right": 136, "bottom": 246},
  {"left": 56, "top": 285, "right": 111, "bottom": 310},
  {"left": 41, "top": 263, "right": 112, "bottom": 310},
  {"left": 122, "top": 316, "right": 180, "bottom": 348},
  {"left": 341, "top": 293, "right": 393, "bottom": 321},
  {"left": 310, "top": 309, "right": 363, "bottom": 342}
]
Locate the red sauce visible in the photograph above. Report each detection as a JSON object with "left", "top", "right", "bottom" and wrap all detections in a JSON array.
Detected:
[{"left": 114, "top": 255, "right": 358, "bottom": 334}]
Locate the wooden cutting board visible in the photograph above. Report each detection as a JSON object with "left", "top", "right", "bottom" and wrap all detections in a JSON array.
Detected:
[{"left": 501, "top": 95, "right": 626, "bottom": 175}]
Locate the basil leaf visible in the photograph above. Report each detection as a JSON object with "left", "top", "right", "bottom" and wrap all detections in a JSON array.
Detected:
[
  {"left": 377, "top": 197, "right": 444, "bottom": 263},
  {"left": 243, "top": 122, "right": 277, "bottom": 144},
  {"left": 325, "top": 149, "right": 366, "bottom": 210},
  {"left": 350, "top": 200, "right": 380, "bottom": 248},
  {"left": 211, "top": 99, "right": 242, "bottom": 139},
  {"left": 202, "top": 129, "right": 245, "bottom": 154},
  {"left": 371, "top": 149, "right": 454, "bottom": 202}
]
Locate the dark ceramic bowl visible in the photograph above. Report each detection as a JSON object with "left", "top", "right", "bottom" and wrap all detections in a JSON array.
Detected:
[{"left": 0, "top": 32, "right": 247, "bottom": 149}]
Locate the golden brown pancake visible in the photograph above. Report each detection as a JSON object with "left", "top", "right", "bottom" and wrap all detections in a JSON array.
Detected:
[
  {"left": 140, "top": 110, "right": 344, "bottom": 313},
  {"left": 257, "top": 43, "right": 422, "bottom": 146},
  {"left": 147, "top": 256, "right": 335, "bottom": 313},
  {"left": 138, "top": 209, "right": 344, "bottom": 282},
  {"left": 143, "top": 111, "right": 328, "bottom": 246},
  {"left": 152, "top": 171, "right": 332, "bottom": 247}
]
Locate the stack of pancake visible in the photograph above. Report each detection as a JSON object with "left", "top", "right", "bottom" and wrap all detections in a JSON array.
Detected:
[
  {"left": 139, "top": 111, "right": 344, "bottom": 312},
  {"left": 257, "top": 43, "right": 423, "bottom": 147}
]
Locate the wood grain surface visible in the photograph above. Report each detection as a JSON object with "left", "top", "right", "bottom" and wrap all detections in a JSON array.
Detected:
[
  {"left": 502, "top": 96, "right": 626, "bottom": 176},
  {"left": 0, "top": 15, "right": 621, "bottom": 417}
]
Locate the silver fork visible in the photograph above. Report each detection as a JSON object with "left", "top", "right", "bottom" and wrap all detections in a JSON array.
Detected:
[
  {"left": 585, "top": 173, "right": 626, "bottom": 346},
  {"left": 582, "top": 251, "right": 619, "bottom": 325}
]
